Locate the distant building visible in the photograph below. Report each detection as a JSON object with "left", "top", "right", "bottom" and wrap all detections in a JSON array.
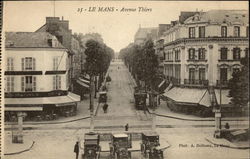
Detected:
[
  {"left": 4, "top": 32, "right": 80, "bottom": 121},
  {"left": 134, "top": 26, "right": 158, "bottom": 45},
  {"left": 161, "top": 10, "right": 249, "bottom": 116}
]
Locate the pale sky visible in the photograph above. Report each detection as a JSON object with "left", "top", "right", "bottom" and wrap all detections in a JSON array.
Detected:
[{"left": 4, "top": 1, "right": 248, "bottom": 52}]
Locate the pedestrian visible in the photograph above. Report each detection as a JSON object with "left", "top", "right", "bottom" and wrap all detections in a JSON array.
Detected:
[
  {"left": 74, "top": 141, "right": 79, "bottom": 159},
  {"left": 125, "top": 123, "right": 129, "bottom": 131},
  {"left": 103, "top": 103, "right": 109, "bottom": 113},
  {"left": 225, "top": 123, "right": 230, "bottom": 129}
]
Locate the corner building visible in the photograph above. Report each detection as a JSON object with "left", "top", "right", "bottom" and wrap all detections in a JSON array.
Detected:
[
  {"left": 4, "top": 32, "right": 80, "bottom": 121},
  {"left": 162, "top": 10, "right": 249, "bottom": 116}
]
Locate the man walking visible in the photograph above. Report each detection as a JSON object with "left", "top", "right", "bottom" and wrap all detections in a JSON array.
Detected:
[
  {"left": 74, "top": 141, "right": 79, "bottom": 159},
  {"left": 103, "top": 103, "right": 109, "bottom": 113},
  {"left": 125, "top": 123, "right": 129, "bottom": 131}
]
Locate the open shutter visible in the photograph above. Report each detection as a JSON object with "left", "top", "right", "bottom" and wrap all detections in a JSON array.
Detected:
[
  {"left": 33, "top": 76, "right": 36, "bottom": 91},
  {"left": 21, "top": 58, "right": 25, "bottom": 71},
  {"left": 32, "top": 58, "right": 36, "bottom": 71},
  {"left": 21, "top": 76, "right": 25, "bottom": 92},
  {"left": 53, "top": 76, "right": 56, "bottom": 90}
]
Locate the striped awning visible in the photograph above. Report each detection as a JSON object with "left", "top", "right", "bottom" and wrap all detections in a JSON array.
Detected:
[{"left": 77, "top": 76, "right": 90, "bottom": 88}]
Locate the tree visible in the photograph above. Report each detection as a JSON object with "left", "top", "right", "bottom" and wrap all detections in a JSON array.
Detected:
[
  {"left": 228, "top": 56, "right": 249, "bottom": 111},
  {"left": 84, "top": 40, "right": 103, "bottom": 130}
]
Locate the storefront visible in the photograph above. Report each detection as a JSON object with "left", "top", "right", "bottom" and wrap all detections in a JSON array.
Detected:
[
  {"left": 5, "top": 91, "right": 80, "bottom": 121},
  {"left": 163, "top": 87, "right": 213, "bottom": 117}
]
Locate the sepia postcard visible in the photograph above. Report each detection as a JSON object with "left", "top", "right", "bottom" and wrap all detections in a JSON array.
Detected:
[{"left": 1, "top": 1, "right": 249, "bottom": 159}]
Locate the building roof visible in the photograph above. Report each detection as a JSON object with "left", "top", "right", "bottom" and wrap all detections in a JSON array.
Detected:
[
  {"left": 5, "top": 32, "right": 65, "bottom": 48},
  {"left": 134, "top": 27, "right": 158, "bottom": 40},
  {"left": 185, "top": 10, "right": 248, "bottom": 25}
]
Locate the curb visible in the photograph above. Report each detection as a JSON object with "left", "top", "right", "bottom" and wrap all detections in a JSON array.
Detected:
[
  {"left": 6, "top": 116, "right": 90, "bottom": 126},
  {"left": 205, "top": 138, "right": 250, "bottom": 150},
  {"left": 4, "top": 141, "right": 35, "bottom": 155},
  {"left": 148, "top": 110, "right": 248, "bottom": 122}
]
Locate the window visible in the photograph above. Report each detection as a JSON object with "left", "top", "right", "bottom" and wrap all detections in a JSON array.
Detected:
[
  {"left": 21, "top": 76, "right": 36, "bottom": 92},
  {"left": 233, "top": 48, "right": 241, "bottom": 60},
  {"left": 7, "top": 57, "right": 14, "bottom": 71},
  {"left": 188, "top": 48, "right": 196, "bottom": 60},
  {"left": 199, "top": 26, "right": 205, "bottom": 38},
  {"left": 245, "top": 48, "right": 249, "bottom": 58},
  {"left": 6, "top": 76, "right": 14, "bottom": 92},
  {"left": 246, "top": 26, "right": 249, "bottom": 37},
  {"left": 22, "top": 57, "right": 36, "bottom": 71},
  {"left": 221, "top": 26, "right": 227, "bottom": 37},
  {"left": 220, "top": 68, "right": 228, "bottom": 81},
  {"left": 198, "top": 48, "right": 206, "bottom": 60},
  {"left": 220, "top": 48, "right": 228, "bottom": 60},
  {"left": 199, "top": 68, "right": 206, "bottom": 80},
  {"left": 234, "top": 26, "right": 240, "bottom": 37},
  {"left": 189, "top": 27, "right": 195, "bottom": 38},
  {"left": 175, "top": 50, "right": 180, "bottom": 61},
  {"left": 53, "top": 75, "right": 61, "bottom": 90},
  {"left": 174, "top": 65, "right": 181, "bottom": 79},
  {"left": 189, "top": 68, "right": 196, "bottom": 83},
  {"left": 53, "top": 57, "right": 60, "bottom": 70}
]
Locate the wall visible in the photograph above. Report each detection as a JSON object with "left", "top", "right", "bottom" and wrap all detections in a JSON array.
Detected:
[{"left": 5, "top": 48, "right": 69, "bottom": 92}]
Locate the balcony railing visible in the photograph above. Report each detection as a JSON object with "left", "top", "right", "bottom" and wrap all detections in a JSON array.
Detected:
[
  {"left": 216, "top": 80, "right": 229, "bottom": 87},
  {"left": 184, "top": 79, "right": 209, "bottom": 86}
]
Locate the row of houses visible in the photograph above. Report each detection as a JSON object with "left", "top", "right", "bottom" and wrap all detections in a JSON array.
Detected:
[
  {"left": 134, "top": 10, "right": 249, "bottom": 117},
  {"left": 4, "top": 17, "right": 90, "bottom": 121}
]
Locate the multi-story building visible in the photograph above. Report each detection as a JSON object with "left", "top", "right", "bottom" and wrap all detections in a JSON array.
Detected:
[
  {"left": 36, "top": 17, "right": 86, "bottom": 91},
  {"left": 162, "top": 10, "right": 249, "bottom": 116},
  {"left": 4, "top": 32, "right": 80, "bottom": 121}
]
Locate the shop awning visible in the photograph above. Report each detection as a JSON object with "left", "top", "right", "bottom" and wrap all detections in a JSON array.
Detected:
[
  {"left": 164, "top": 87, "right": 211, "bottom": 107},
  {"left": 198, "top": 90, "right": 211, "bottom": 107},
  {"left": 5, "top": 92, "right": 80, "bottom": 105},
  {"left": 158, "top": 80, "right": 167, "bottom": 93},
  {"left": 215, "top": 89, "right": 231, "bottom": 105},
  {"left": 77, "top": 76, "right": 90, "bottom": 88},
  {"left": 5, "top": 106, "right": 43, "bottom": 111}
]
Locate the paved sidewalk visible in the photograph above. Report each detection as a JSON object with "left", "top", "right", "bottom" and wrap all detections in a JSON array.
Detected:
[
  {"left": 4, "top": 132, "right": 35, "bottom": 155},
  {"left": 205, "top": 135, "right": 250, "bottom": 149},
  {"left": 149, "top": 100, "right": 249, "bottom": 121}
]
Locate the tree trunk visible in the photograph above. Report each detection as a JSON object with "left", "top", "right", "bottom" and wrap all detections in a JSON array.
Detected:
[{"left": 90, "top": 75, "right": 95, "bottom": 131}]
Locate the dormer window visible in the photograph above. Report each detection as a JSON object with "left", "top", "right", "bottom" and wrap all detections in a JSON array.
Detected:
[
  {"left": 221, "top": 26, "right": 227, "bottom": 37},
  {"left": 48, "top": 39, "right": 53, "bottom": 47},
  {"left": 189, "top": 27, "right": 195, "bottom": 38},
  {"left": 234, "top": 26, "right": 240, "bottom": 37}
]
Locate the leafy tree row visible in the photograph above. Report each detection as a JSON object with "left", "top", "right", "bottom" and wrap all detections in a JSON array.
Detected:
[
  {"left": 119, "top": 39, "right": 159, "bottom": 107},
  {"left": 228, "top": 56, "right": 249, "bottom": 110}
]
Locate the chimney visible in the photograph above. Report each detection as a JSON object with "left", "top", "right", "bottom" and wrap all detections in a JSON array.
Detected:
[{"left": 62, "top": 16, "right": 64, "bottom": 21}]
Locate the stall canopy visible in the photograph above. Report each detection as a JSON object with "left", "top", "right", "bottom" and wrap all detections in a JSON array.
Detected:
[
  {"left": 163, "top": 87, "right": 211, "bottom": 107},
  {"left": 77, "top": 76, "right": 90, "bottom": 89},
  {"left": 5, "top": 92, "right": 80, "bottom": 106},
  {"left": 158, "top": 80, "right": 168, "bottom": 93},
  {"left": 214, "top": 89, "right": 231, "bottom": 105}
]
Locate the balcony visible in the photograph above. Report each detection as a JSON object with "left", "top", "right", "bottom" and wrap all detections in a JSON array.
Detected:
[
  {"left": 187, "top": 59, "right": 207, "bottom": 62},
  {"left": 184, "top": 79, "right": 209, "bottom": 87},
  {"left": 216, "top": 80, "right": 229, "bottom": 88}
]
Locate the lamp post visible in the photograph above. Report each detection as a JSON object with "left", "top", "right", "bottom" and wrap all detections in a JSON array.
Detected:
[{"left": 213, "top": 84, "right": 222, "bottom": 138}]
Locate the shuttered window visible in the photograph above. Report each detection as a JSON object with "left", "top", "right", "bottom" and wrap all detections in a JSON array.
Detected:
[{"left": 7, "top": 57, "right": 14, "bottom": 71}]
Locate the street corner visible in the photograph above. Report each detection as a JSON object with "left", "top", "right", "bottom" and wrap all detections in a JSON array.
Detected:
[{"left": 4, "top": 133, "right": 35, "bottom": 155}]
